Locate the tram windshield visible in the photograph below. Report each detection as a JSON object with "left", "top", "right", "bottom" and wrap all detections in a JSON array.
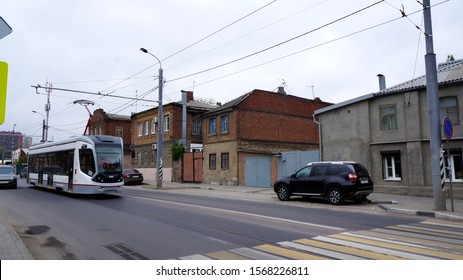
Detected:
[{"left": 95, "top": 144, "right": 122, "bottom": 175}]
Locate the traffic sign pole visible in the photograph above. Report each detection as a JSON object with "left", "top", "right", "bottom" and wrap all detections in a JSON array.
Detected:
[{"left": 442, "top": 117, "right": 455, "bottom": 212}]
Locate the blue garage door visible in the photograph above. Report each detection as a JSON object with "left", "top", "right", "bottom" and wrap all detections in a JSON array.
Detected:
[{"left": 244, "top": 157, "right": 271, "bottom": 188}]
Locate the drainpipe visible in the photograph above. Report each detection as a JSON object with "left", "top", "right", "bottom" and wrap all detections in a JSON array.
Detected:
[
  {"left": 313, "top": 113, "right": 322, "bottom": 161},
  {"left": 181, "top": 90, "right": 187, "bottom": 147}
]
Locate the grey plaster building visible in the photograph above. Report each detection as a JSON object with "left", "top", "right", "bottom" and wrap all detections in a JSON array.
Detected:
[{"left": 314, "top": 59, "right": 463, "bottom": 199}]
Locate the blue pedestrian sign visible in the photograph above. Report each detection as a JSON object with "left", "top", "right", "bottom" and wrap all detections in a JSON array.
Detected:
[{"left": 442, "top": 117, "right": 454, "bottom": 140}]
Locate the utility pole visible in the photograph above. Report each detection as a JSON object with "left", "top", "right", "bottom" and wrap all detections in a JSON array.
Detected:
[
  {"left": 10, "top": 124, "right": 16, "bottom": 163},
  {"left": 423, "top": 0, "right": 446, "bottom": 210},
  {"left": 44, "top": 81, "right": 52, "bottom": 142},
  {"left": 140, "top": 48, "right": 164, "bottom": 189}
]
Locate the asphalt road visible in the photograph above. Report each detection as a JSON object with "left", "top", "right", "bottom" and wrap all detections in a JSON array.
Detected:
[{"left": 0, "top": 179, "right": 425, "bottom": 260}]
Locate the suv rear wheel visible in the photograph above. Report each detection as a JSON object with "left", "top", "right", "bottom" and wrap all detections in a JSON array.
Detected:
[
  {"left": 327, "top": 187, "right": 343, "bottom": 205},
  {"left": 276, "top": 185, "right": 290, "bottom": 201}
]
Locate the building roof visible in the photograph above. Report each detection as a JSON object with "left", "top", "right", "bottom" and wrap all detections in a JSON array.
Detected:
[
  {"left": 172, "top": 99, "right": 218, "bottom": 110},
  {"left": 315, "top": 59, "right": 463, "bottom": 116},
  {"left": 200, "top": 91, "right": 253, "bottom": 117},
  {"left": 106, "top": 113, "right": 131, "bottom": 121}
]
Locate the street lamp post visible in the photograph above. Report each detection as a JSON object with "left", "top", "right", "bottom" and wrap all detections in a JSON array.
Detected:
[
  {"left": 32, "top": 110, "right": 46, "bottom": 143},
  {"left": 140, "top": 47, "right": 163, "bottom": 189}
]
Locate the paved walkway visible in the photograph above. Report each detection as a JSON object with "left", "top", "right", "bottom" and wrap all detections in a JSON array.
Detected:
[{"left": 1, "top": 181, "right": 462, "bottom": 260}]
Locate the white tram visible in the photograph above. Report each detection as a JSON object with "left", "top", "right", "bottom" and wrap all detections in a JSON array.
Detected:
[{"left": 28, "top": 135, "right": 124, "bottom": 194}]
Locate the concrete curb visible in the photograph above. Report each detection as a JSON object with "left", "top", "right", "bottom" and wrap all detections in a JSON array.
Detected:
[{"left": 378, "top": 204, "right": 463, "bottom": 221}]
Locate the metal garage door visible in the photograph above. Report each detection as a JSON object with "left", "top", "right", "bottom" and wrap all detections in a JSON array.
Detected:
[
  {"left": 278, "top": 150, "right": 320, "bottom": 177},
  {"left": 244, "top": 157, "right": 271, "bottom": 188}
]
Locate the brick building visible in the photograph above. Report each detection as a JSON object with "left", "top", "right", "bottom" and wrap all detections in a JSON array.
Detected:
[
  {"left": 130, "top": 91, "right": 216, "bottom": 181},
  {"left": 200, "top": 88, "right": 332, "bottom": 187},
  {"left": 0, "top": 131, "right": 22, "bottom": 163},
  {"left": 87, "top": 109, "right": 132, "bottom": 167}
]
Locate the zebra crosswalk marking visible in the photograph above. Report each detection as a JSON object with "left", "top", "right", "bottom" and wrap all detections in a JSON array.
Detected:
[
  {"left": 373, "top": 228, "right": 463, "bottom": 245},
  {"left": 179, "top": 254, "right": 213, "bottom": 260},
  {"left": 278, "top": 241, "right": 366, "bottom": 260},
  {"left": 421, "top": 219, "right": 463, "bottom": 228},
  {"left": 397, "top": 224, "right": 463, "bottom": 237},
  {"left": 229, "top": 247, "right": 286, "bottom": 260},
  {"left": 206, "top": 251, "right": 250, "bottom": 260},
  {"left": 332, "top": 233, "right": 463, "bottom": 260},
  {"left": 294, "top": 238, "right": 404, "bottom": 260},
  {"left": 314, "top": 236, "right": 435, "bottom": 259},
  {"left": 355, "top": 230, "right": 463, "bottom": 252},
  {"left": 386, "top": 225, "right": 463, "bottom": 240},
  {"left": 254, "top": 244, "right": 330, "bottom": 260}
]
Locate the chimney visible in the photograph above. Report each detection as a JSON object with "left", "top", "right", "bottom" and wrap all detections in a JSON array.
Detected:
[
  {"left": 377, "top": 74, "right": 386, "bottom": 91},
  {"left": 186, "top": 91, "right": 194, "bottom": 102},
  {"left": 277, "top": 86, "right": 286, "bottom": 94}
]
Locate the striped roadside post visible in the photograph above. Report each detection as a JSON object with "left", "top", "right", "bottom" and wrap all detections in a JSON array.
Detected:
[{"left": 440, "top": 146, "right": 445, "bottom": 190}]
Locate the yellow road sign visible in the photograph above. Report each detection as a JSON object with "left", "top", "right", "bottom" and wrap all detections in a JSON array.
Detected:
[{"left": 0, "top": 61, "right": 8, "bottom": 124}]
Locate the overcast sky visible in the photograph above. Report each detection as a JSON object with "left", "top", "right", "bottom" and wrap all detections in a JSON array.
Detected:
[{"left": 0, "top": 0, "right": 461, "bottom": 143}]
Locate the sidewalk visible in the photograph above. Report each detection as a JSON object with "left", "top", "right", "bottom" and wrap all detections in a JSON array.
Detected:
[
  {"left": 1, "top": 181, "right": 462, "bottom": 260},
  {"left": 141, "top": 180, "right": 463, "bottom": 221}
]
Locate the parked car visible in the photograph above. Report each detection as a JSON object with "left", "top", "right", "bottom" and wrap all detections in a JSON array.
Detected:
[
  {"left": 273, "top": 161, "right": 374, "bottom": 205},
  {"left": 0, "top": 165, "right": 17, "bottom": 189},
  {"left": 123, "top": 168, "right": 144, "bottom": 185}
]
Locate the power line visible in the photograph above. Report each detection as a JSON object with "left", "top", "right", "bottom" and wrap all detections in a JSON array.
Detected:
[
  {"left": 161, "top": 0, "right": 278, "bottom": 63},
  {"left": 31, "top": 85, "right": 158, "bottom": 103},
  {"left": 177, "top": 1, "right": 445, "bottom": 93},
  {"left": 166, "top": 0, "right": 331, "bottom": 71},
  {"left": 168, "top": 0, "right": 385, "bottom": 83},
  {"left": 94, "top": 1, "right": 278, "bottom": 99}
]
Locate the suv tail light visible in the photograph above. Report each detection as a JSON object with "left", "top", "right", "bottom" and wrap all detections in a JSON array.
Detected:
[{"left": 347, "top": 173, "right": 358, "bottom": 182}]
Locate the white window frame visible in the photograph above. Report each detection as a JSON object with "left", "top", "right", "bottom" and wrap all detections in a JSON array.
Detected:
[
  {"left": 444, "top": 154, "right": 463, "bottom": 183},
  {"left": 137, "top": 123, "right": 142, "bottom": 137},
  {"left": 164, "top": 115, "right": 170, "bottom": 132},
  {"left": 144, "top": 120, "right": 149, "bottom": 136},
  {"left": 383, "top": 155, "right": 401, "bottom": 181},
  {"left": 151, "top": 118, "right": 156, "bottom": 134}
]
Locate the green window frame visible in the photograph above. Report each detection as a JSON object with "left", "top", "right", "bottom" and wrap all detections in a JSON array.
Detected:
[{"left": 380, "top": 104, "right": 397, "bottom": 130}]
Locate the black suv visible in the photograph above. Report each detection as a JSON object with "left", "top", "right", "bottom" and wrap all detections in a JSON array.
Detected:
[{"left": 273, "top": 161, "right": 374, "bottom": 205}]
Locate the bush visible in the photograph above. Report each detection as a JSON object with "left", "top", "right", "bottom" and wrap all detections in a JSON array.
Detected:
[{"left": 172, "top": 143, "right": 184, "bottom": 161}]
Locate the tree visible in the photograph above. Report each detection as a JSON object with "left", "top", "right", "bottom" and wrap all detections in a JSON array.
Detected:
[{"left": 447, "top": 54, "right": 455, "bottom": 62}]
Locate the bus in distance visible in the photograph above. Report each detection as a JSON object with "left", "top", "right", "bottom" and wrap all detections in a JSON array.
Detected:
[{"left": 28, "top": 135, "right": 124, "bottom": 194}]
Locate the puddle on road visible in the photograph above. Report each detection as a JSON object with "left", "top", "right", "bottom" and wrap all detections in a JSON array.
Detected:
[{"left": 25, "top": 225, "right": 50, "bottom": 235}]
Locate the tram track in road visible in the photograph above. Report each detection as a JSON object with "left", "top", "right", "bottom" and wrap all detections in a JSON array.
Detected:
[{"left": 118, "top": 189, "right": 346, "bottom": 251}]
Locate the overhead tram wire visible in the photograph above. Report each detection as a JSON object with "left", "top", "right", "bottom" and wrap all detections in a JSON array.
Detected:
[
  {"left": 161, "top": 0, "right": 278, "bottom": 63},
  {"left": 93, "top": 0, "right": 277, "bottom": 102},
  {"left": 167, "top": 0, "right": 385, "bottom": 83},
  {"left": 31, "top": 85, "right": 158, "bottom": 103},
  {"left": 166, "top": 0, "right": 331, "bottom": 71},
  {"left": 167, "top": 0, "right": 449, "bottom": 93}
]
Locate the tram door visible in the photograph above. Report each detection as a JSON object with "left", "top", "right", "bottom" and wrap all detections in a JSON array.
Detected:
[
  {"left": 68, "top": 151, "right": 74, "bottom": 191},
  {"left": 38, "top": 155, "right": 44, "bottom": 185}
]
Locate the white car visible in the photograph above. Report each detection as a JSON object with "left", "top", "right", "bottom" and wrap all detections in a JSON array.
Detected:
[{"left": 0, "top": 165, "right": 17, "bottom": 189}]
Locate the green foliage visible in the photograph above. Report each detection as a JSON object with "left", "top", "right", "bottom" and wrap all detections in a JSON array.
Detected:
[
  {"left": 447, "top": 54, "right": 455, "bottom": 62},
  {"left": 171, "top": 143, "right": 184, "bottom": 161},
  {"left": 18, "top": 152, "right": 27, "bottom": 164}
]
